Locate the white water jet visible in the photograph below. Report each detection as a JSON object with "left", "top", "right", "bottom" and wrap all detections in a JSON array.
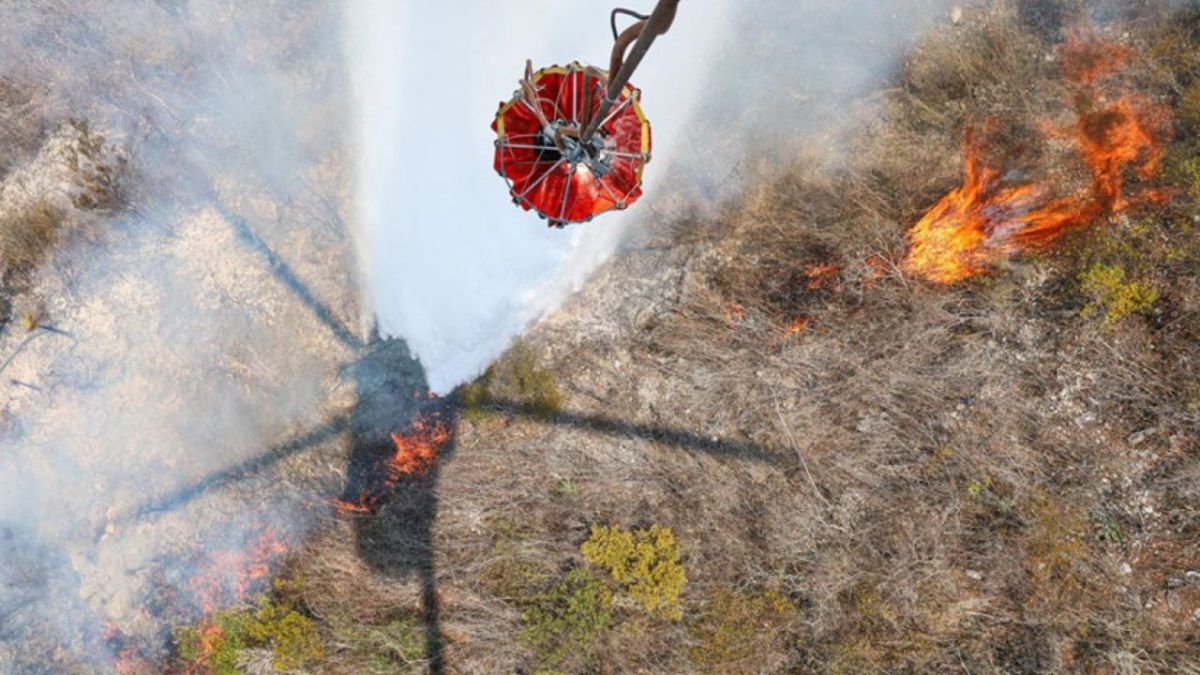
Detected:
[{"left": 347, "top": 1, "right": 732, "bottom": 392}]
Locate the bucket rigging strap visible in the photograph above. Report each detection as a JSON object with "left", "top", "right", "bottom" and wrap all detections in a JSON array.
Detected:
[{"left": 518, "top": 0, "right": 680, "bottom": 149}]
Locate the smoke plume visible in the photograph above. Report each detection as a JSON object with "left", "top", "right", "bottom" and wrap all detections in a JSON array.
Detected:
[{"left": 0, "top": 1, "right": 354, "bottom": 670}]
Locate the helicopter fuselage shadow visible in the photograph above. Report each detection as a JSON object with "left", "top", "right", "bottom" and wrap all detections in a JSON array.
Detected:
[{"left": 339, "top": 337, "right": 450, "bottom": 673}]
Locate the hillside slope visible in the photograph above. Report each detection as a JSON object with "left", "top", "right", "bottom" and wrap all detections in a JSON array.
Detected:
[{"left": 287, "top": 3, "right": 1200, "bottom": 674}]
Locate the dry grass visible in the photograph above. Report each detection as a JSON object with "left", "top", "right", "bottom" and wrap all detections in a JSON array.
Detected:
[
  {"left": 0, "top": 200, "right": 63, "bottom": 281},
  {"left": 0, "top": 101, "right": 126, "bottom": 316},
  {"left": 292, "top": 2, "right": 1200, "bottom": 673}
]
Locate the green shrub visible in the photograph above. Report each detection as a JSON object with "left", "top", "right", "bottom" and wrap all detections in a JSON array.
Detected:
[
  {"left": 175, "top": 610, "right": 255, "bottom": 675},
  {"left": 174, "top": 596, "right": 324, "bottom": 674},
  {"left": 1079, "top": 262, "right": 1159, "bottom": 325},
  {"left": 689, "top": 587, "right": 796, "bottom": 671},
  {"left": 581, "top": 524, "right": 687, "bottom": 621},
  {"left": 520, "top": 568, "right": 613, "bottom": 668},
  {"left": 1164, "top": 146, "right": 1200, "bottom": 198},
  {"left": 457, "top": 378, "right": 491, "bottom": 421},
  {"left": 480, "top": 543, "right": 553, "bottom": 601},
  {"left": 248, "top": 601, "right": 324, "bottom": 671},
  {"left": 1179, "top": 82, "right": 1200, "bottom": 133},
  {"left": 458, "top": 341, "right": 563, "bottom": 421},
  {"left": 1025, "top": 493, "right": 1090, "bottom": 602}
]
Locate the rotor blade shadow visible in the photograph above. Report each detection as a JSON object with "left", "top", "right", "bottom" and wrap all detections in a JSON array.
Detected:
[
  {"left": 485, "top": 399, "right": 790, "bottom": 467},
  {"left": 213, "top": 201, "right": 364, "bottom": 351},
  {"left": 109, "top": 415, "right": 351, "bottom": 535}
]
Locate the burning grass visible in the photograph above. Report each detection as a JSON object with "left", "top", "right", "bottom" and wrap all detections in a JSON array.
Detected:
[
  {"left": 904, "top": 29, "right": 1172, "bottom": 284},
  {"left": 173, "top": 587, "right": 324, "bottom": 674},
  {"left": 335, "top": 412, "right": 451, "bottom": 517}
]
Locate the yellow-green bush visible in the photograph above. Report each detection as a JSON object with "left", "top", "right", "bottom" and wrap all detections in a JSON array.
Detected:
[
  {"left": 581, "top": 524, "right": 687, "bottom": 621},
  {"left": 1164, "top": 146, "right": 1200, "bottom": 198},
  {"left": 689, "top": 587, "right": 796, "bottom": 671},
  {"left": 174, "top": 596, "right": 324, "bottom": 674},
  {"left": 459, "top": 341, "right": 563, "bottom": 421},
  {"left": 175, "top": 609, "right": 254, "bottom": 675},
  {"left": 520, "top": 568, "right": 613, "bottom": 668},
  {"left": 1079, "top": 263, "right": 1158, "bottom": 325},
  {"left": 248, "top": 601, "right": 325, "bottom": 671},
  {"left": 1179, "top": 82, "right": 1200, "bottom": 133}
]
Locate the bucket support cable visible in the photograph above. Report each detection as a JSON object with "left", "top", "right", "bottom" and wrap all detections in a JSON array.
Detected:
[{"left": 580, "top": 0, "right": 681, "bottom": 143}]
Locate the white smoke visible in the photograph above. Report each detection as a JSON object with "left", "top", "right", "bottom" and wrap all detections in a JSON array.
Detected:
[
  {"left": 0, "top": 1, "right": 354, "bottom": 670},
  {"left": 349, "top": 0, "right": 963, "bottom": 393}
]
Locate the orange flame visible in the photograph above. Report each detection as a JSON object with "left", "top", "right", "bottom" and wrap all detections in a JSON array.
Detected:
[
  {"left": 114, "top": 648, "right": 148, "bottom": 675},
  {"left": 864, "top": 255, "right": 890, "bottom": 286},
  {"left": 1059, "top": 27, "right": 1130, "bottom": 85},
  {"left": 904, "top": 30, "right": 1170, "bottom": 284},
  {"left": 188, "top": 528, "right": 289, "bottom": 616},
  {"left": 173, "top": 529, "right": 291, "bottom": 672},
  {"left": 335, "top": 414, "right": 452, "bottom": 517},
  {"left": 182, "top": 622, "right": 227, "bottom": 674},
  {"left": 104, "top": 623, "right": 150, "bottom": 674},
  {"left": 386, "top": 417, "right": 449, "bottom": 479},
  {"left": 334, "top": 498, "right": 375, "bottom": 516},
  {"left": 785, "top": 317, "right": 811, "bottom": 336}
]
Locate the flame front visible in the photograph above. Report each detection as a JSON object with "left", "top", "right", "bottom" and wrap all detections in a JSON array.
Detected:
[
  {"left": 904, "top": 29, "right": 1170, "bottom": 284},
  {"left": 188, "top": 529, "right": 290, "bottom": 616},
  {"left": 335, "top": 413, "right": 452, "bottom": 517},
  {"left": 385, "top": 417, "right": 449, "bottom": 479}
]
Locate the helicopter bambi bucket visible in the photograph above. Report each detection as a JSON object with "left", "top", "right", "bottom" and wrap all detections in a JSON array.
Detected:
[{"left": 492, "top": 0, "right": 681, "bottom": 228}]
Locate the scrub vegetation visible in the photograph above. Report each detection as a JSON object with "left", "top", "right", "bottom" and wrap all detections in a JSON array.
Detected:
[
  {"left": 0, "top": 78, "right": 126, "bottom": 324},
  {"left": 459, "top": 339, "right": 564, "bottom": 421},
  {"left": 174, "top": 584, "right": 325, "bottom": 674}
]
